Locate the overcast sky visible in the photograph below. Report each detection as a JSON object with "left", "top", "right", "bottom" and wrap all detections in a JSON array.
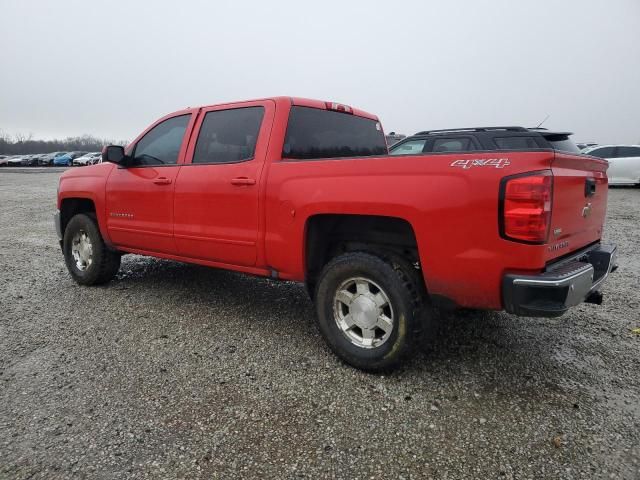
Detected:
[{"left": 1, "top": 0, "right": 639, "bottom": 144}]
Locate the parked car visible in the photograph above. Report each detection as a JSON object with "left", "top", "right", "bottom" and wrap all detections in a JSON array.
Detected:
[
  {"left": 54, "top": 151, "right": 86, "bottom": 166},
  {"left": 389, "top": 126, "right": 581, "bottom": 156},
  {"left": 37, "top": 152, "right": 64, "bottom": 166},
  {"left": 7, "top": 155, "right": 25, "bottom": 166},
  {"left": 582, "top": 145, "right": 640, "bottom": 186},
  {"left": 55, "top": 97, "right": 616, "bottom": 371},
  {"left": 32, "top": 154, "right": 50, "bottom": 165},
  {"left": 73, "top": 152, "right": 102, "bottom": 166},
  {"left": 0, "top": 156, "right": 10, "bottom": 167},
  {"left": 53, "top": 153, "right": 73, "bottom": 166},
  {"left": 20, "top": 154, "right": 41, "bottom": 166}
]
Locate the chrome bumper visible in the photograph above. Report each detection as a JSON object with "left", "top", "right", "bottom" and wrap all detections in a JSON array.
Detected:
[{"left": 502, "top": 244, "right": 617, "bottom": 317}]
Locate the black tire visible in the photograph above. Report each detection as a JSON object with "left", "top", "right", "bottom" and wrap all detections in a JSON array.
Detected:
[
  {"left": 314, "top": 252, "right": 425, "bottom": 372},
  {"left": 63, "top": 213, "right": 120, "bottom": 285}
]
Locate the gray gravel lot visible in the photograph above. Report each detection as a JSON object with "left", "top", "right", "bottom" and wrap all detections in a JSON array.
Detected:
[{"left": 1, "top": 168, "right": 639, "bottom": 479}]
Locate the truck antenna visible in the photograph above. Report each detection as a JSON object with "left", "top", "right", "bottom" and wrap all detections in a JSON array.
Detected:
[{"left": 535, "top": 114, "right": 550, "bottom": 129}]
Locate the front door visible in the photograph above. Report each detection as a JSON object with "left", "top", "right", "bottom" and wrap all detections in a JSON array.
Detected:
[
  {"left": 173, "top": 102, "right": 273, "bottom": 266},
  {"left": 106, "top": 112, "right": 194, "bottom": 254}
]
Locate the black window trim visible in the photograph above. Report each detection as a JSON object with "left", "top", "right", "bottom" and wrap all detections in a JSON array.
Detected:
[{"left": 186, "top": 105, "right": 265, "bottom": 167}]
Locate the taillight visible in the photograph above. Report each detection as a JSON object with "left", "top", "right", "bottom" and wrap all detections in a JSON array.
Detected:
[
  {"left": 325, "top": 102, "right": 353, "bottom": 114},
  {"left": 500, "top": 171, "right": 553, "bottom": 244}
]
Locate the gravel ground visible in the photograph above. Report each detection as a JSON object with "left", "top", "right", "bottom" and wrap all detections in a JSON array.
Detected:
[{"left": 1, "top": 168, "right": 638, "bottom": 479}]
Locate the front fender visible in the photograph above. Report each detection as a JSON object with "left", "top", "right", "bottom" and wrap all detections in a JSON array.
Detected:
[{"left": 57, "top": 163, "right": 114, "bottom": 245}]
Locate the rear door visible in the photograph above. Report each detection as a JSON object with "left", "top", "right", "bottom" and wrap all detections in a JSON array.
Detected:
[
  {"left": 547, "top": 152, "right": 609, "bottom": 262},
  {"left": 173, "top": 101, "right": 274, "bottom": 266},
  {"left": 105, "top": 112, "right": 195, "bottom": 253}
]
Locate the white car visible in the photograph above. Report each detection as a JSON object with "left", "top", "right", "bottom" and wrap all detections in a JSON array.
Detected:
[
  {"left": 7, "top": 155, "right": 25, "bottom": 166},
  {"left": 73, "top": 152, "right": 102, "bottom": 166},
  {"left": 583, "top": 145, "right": 640, "bottom": 186}
]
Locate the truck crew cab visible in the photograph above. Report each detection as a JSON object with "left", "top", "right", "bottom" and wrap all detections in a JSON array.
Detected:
[{"left": 55, "top": 97, "right": 617, "bottom": 371}]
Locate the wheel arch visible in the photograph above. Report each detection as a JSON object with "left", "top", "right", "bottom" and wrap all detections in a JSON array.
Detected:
[
  {"left": 60, "top": 197, "right": 97, "bottom": 237},
  {"left": 304, "top": 213, "right": 423, "bottom": 295}
]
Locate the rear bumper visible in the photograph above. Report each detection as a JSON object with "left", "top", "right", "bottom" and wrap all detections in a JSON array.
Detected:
[{"left": 502, "top": 243, "right": 617, "bottom": 317}]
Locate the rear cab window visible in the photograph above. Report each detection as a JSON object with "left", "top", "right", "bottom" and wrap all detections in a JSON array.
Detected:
[{"left": 283, "top": 106, "right": 387, "bottom": 160}]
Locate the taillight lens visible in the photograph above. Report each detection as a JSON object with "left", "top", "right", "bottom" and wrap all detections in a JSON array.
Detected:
[{"left": 500, "top": 171, "right": 553, "bottom": 244}]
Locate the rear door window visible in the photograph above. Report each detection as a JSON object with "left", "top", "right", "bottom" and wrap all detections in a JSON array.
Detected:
[
  {"left": 431, "top": 137, "right": 475, "bottom": 153},
  {"left": 389, "top": 139, "right": 427, "bottom": 155},
  {"left": 494, "top": 136, "right": 540, "bottom": 150},
  {"left": 587, "top": 147, "right": 615, "bottom": 158},
  {"left": 283, "top": 106, "right": 387, "bottom": 160},
  {"left": 615, "top": 146, "right": 640, "bottom": 158},
  {"left": 192, "top": 107, "right": 264, "bottom": 164}
]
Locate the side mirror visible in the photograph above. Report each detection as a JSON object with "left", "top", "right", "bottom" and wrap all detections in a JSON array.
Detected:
[{"left": 102, "top": 145, "right": 126, "bottom": 165}]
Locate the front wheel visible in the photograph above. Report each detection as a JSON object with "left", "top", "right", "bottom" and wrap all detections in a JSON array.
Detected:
[
  {"left": 314, "top": 252, "right": 425, "bottom": 372},
  {"left": 63, "top": 213, "right": 120, "bottom": 285}
]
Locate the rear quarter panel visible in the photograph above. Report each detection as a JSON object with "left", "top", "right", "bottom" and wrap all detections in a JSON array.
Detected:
[{"left": 264, "top": 151, "right": 557, "bottom": 309}]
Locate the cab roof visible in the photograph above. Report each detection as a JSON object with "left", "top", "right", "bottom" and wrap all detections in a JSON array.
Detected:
[{"left": 197, "top": 96, "right": 379, "bottom": 121}]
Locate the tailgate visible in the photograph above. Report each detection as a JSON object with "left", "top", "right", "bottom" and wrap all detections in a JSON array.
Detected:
[{"left": 547, "top": 152, "right": 609, "bottom": 262}]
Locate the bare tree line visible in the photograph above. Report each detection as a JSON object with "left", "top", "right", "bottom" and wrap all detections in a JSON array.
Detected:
[{"left": 0, "top": 130, "right": 128, "bottom": 155}]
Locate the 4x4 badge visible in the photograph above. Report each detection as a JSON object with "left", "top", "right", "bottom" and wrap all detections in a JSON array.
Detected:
[{"left": 450, "top": 158, "right": 511, "bottom": 169}]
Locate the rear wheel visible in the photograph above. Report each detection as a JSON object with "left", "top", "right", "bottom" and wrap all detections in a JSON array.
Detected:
[
  {"left": 63, "top": 213, "right": 120, "bottom": 285},
  {"left": 314, "top": 252, "right": 425, "bottom": 372}
]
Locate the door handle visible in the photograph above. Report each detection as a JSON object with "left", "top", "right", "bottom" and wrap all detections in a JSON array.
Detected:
[
  {"left": 153, "top": 177, "right": 172, "bottom": 185},
  {"left": 230, "top": 177, "right": 256, "bottom": 186}
]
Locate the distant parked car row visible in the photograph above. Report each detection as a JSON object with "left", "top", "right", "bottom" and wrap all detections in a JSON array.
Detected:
[
  {"left": 1, "top": 136, "right": 638, "bottom": 186},
  {"left": 0, "top": 151, "right": 102, "bottom": 167}
]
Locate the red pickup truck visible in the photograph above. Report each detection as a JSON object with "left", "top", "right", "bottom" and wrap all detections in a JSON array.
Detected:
[{"left": 55, "top": 97, "right": 617, "bottom": 371}]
